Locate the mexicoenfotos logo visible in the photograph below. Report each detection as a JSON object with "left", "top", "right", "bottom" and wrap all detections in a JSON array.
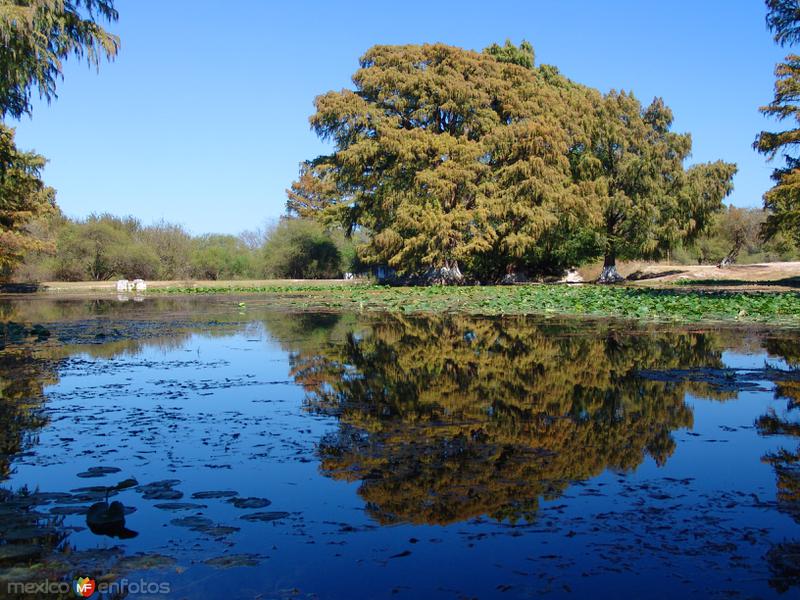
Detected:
[
  {"left": 73, "top": 577, "right": 96, "bottom": 598},
  {"left": 6, "top": 576, "right": 170, "bottom": 596}
]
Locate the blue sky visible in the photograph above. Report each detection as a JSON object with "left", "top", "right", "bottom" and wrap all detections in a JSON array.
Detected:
[{"left": 7, "top": 0, "right": 789, "bottom": 234}]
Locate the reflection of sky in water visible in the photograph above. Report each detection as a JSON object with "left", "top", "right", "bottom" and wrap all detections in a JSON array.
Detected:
[{"left": 3, "top": 309, "right": 800, "bottom": 599}]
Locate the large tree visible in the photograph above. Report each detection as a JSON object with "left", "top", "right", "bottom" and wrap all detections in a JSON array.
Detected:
[
  {"left": 0, "top": 124, "right": 55, "bottom": 276},
  {"left": 756, "top": 1, "right": 800, "bottom": 243},
  {"left": 289, "top": 43, "right": 599, "bottom": 282},
  {"left": 0, "top": 0, "right": 119, "bottom": 119},
  {"left": 0, "top": 0, "right": 118, "bottom": 278},
  {"left": 291, "top": 42, "right": 734, "bottom": 283}
]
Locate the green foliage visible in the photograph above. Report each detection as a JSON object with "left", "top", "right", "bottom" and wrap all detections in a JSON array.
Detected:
[
  {"left": 138, "top": 220, "right": 194, "bottom": 280},
  {"left": 262, "top": 218, "right": 349, "bottom": 279},
  {"left": 766, "top": 0, "right": 800, "bottom": 46},
  {"left": 0, "top": 0, "right": 119, "bottom": 119},
  {"left": 757, "top": 3, "right": 800, "bottom": 243},
  {"left": 571, "top": 92, "right": 736, "bottom": 270},
  {"left": 755, "top": 54, "right": 800, "bottom": 243},
  {"left": 0, "top": 123, "right": 55, "bottom": 278},
  {"left": 483, "top": 39, "right": 534, "bottom": 69},
  {"left": 675, "top": 206, "right": 800, "bottom": 264},
  {"left": 54, "top": 214, "right": 159, "bottom": 281},
  {"left": 290, "top": 42, "right": 734, "bottom": 282},
  {"left": 190, "top": 234, "right": 255, "bottom": 281}
]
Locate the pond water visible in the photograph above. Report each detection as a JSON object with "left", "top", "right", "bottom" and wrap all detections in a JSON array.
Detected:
[{"left": 0, "top": 296, "right": 799, "bottom": 599}]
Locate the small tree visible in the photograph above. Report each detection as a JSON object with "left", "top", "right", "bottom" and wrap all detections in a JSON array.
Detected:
[
  {"left": 570, "top": 92, "right": 735, "bottom": 282},
  {"left": 54, "top": 214, "right": 159, "bottom": 280},
  {"left": 190, "top": 234, "right": 255, "bottom": 280},
  {"left": 262, "top": 218, "right": 343, "bottom": 279},
  {"left": 140, "top": 220, "right": 193, "bottom": 279}
]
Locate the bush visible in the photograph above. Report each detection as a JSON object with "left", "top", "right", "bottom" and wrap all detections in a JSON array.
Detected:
[
  {"left": 139, "top": 220, "right": 194, "bottom": 279},
  {"left": 53, "top": 215, "right": 160, "bottom": 280},
  {"left": 190, "top": 234, "right": 256, "bottom": 280},
  {"left": 262, "top": 219, "right": 348, "bottom": 279}
]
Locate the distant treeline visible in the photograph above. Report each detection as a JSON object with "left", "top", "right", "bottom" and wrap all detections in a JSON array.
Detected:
[
  {"left": 13, "top": 213, "right": 362, "bottom": 282},
  {"left": 10, "top": 206, "right": 795, "bottom": 283}
]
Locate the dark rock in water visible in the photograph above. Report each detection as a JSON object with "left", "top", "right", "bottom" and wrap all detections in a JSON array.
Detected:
[
  {"left": 86, "top": 501, "right": 138, "bottom": 539},
  {"left": 191, "top": 490, "right": 238, "bottom": 500},
  {"left": 77, "top": 466, "right": 122, "bottom": 478},
  {"left": 226, "top": 496, "right": 271, "bottom": 509},
  {"left": 153, "top": 502, "right": 207, "bottom": 511},
  {"left": 87, "top": 500, "right": 125, "bottom": 525},
  {"left": 203, "top": 554, "right": 261, "bottom": 568},
  {"left": 240, "top": 511, "right": 290, "bottom": 522}
]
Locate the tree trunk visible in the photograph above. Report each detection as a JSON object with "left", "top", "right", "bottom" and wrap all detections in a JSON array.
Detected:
[
  {"left": 597, "top": 254, "right": 624, "bottom": 284},
  {"left": 717, "top": 241, "right": 741, "bottom": 269},
  {"left": 425, "top": 260, "right": 464, "bottom": 285}
]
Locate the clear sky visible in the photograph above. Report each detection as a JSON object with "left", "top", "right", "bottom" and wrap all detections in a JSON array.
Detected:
[{"left": 7, "top": 0, "right": 789, "bottom": 235}]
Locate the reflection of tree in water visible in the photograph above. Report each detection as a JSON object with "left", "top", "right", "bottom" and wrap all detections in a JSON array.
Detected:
[
  {"left": 758, "top": 339, "right": 800, "bottom": 593},
  {"left": 0, "top": 345, "right": 57, "bottom": 480},
  {"left": 285, "top": 314, "right": 732, "bottom": 525}
]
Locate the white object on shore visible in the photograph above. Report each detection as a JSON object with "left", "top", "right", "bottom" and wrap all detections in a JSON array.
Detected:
[
  {"left": 132, "top": 279, "right": 147, "bottom": 292},
  {"left": 116, "top": 279, "right": 129, "bottom": 293},
  {"left": 561, "top": 268, "right": 584, "bottom": 284}
]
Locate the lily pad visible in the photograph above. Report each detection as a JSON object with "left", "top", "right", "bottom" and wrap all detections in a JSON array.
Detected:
[
  {"left": 203, "top": 553, "right": 261, "bottom": 568},
  {"left": 190, "top": 490, "right": 238, "bottom": 500},
  {"left": 200, "top": 525, "right": 240, "bottom": 537},
  {"left": 136, "top": 480, "right": 183, "bottom": 501},
  {"left": 240, "top": 511, "right": 290, "bottom": 522},
  {"left": 77, "top": 466, "right": 122, "bottom": 478},
  {"left": 142, "top": 489, "right": 183, "bottom": 501},
  {"left": 171, "top": 516, "right": 214, "bottom": 530},
  {"left": 153, "top": 502, "right": 207, "bottom": 511},
  {"left": 226, "top": 497, "right": 271, "bottom": 509},
  {"left": 49, "top": 505, "right": 91, "bottom": 515}
]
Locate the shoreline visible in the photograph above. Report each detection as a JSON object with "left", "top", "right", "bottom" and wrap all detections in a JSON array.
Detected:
[{"left": 1, "top": 281, "right": 799, "bottom": 327}]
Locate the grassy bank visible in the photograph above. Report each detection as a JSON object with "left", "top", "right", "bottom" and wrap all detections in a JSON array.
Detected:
[{"left": 149, "top": 283, "right": 800, "bottom": 324}]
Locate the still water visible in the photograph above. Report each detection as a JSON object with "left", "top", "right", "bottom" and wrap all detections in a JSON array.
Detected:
[{"left": 0, "top": 296, "right": 799, "bottom": 599}]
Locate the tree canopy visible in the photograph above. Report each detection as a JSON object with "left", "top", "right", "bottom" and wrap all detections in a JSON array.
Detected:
[
  {"left": 766, "top": 0, "right": 800, "bottom": 47},
  {"left": 0, "top": 0, "right": 119, "bottom": 119},
  {"left": 290, "top": 41, "right": 735, "bottom": 283},
  {"left": 756, "top": 1, "right": 800, "bottom": 244},
  {"left": 0, "top": 124, "right": 55, "bottom": 277}
]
